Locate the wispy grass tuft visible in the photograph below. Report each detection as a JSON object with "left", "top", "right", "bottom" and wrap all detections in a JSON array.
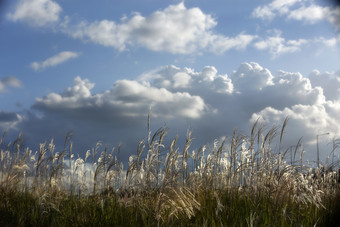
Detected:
[{"left": 0, "top": 118, "right": 340, "bottom": 226}]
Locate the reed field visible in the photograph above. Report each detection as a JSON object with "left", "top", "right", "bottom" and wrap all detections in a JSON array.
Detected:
[{"left": 1, "top": 117, "right": 340, "bottom": 226}]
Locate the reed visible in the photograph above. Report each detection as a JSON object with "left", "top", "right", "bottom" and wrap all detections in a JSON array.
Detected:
[{"left": 0, "top": 118, "right": 339, "bottom": 226}]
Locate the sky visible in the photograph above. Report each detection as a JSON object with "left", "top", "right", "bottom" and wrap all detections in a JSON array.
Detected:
[{"left": 1, "top": 0, "right": 340, "bottom": 164}]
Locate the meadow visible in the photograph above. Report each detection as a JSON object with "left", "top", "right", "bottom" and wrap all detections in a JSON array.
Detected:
[{"left": 1, "top": 117, "right": 340, "bottom": 226}]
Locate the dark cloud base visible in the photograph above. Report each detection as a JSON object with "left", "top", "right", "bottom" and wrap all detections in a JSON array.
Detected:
[
  {"left": 328, "top": 0, "right": 340, "bottom": 6},
  {"left": 1, "top": 62, "right": 340, "bottom": 164}
]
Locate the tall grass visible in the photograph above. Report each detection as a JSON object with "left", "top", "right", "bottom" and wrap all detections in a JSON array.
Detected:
[{"left": 0, "top": 117, "right": 340, "bottom": 226}]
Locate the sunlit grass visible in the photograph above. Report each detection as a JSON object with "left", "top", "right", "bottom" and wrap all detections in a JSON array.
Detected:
[{"left": 1, "top": 117, "right": 340, "bottom": 226}]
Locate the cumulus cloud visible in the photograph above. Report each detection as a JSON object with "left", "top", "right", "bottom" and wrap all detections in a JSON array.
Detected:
[
  {"left": 30, "top": 51, "right": 80, "bottom": 71},
  {"left": 251, "top": 103, "right": 340, "bottom": 148},
  {"left": 4, "top": 62, "right": 339, "bottom": 163},
  {"left": 69, "top": 3, "right": 255, "bottom": 54},
  {"left": 130, "top": 62, "right": 336, "bottom": 149},
  {"left": 34, "top": 76, "right": 206, "bottom": 119},
  {"left": 309, "top": 70, "right": 340, "bottom": 101},
  {"left": 7, "top": 0, "right": 62, "bottom": 27},
  {"left": 12, "top": 75, "right": 206, "bottom": 156},
  {"left": 140, "top": 64, "right": 234, "bottom": 95},
  {"left": 0, "top": 76, "right": 22, "bottom": 92},
  {"left": 230, "top": 62, "right": 274, "bottom": 91}
]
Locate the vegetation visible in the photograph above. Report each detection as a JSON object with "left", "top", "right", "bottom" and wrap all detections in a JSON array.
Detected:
[{"left": 1, "top": 117, "right": 340, "bottom": 226}]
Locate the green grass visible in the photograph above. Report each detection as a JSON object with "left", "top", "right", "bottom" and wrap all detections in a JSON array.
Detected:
[{"left": 0, "top": 187, "right": 339, "bottom": 226}]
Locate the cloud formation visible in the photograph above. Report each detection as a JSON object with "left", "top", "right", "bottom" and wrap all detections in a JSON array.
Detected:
[
  {"left": 7, "top": 0, "right": 336, "bottom": 58},
  {"left": 0, "top": 76, "right": 22, "bottom": 92},
  {"left": 0, "top": 110, "right": 22, "bottom": 130},
  {"left": 253, "top": 30, "right": 338, "bottom": 57},
  {"left": 33, "top": 76, "right": 206, "bottom": 119},
  {"left": 309, "top": 69, "right": 340, "bottom": 101},
  {"left": 3, "top": 62, "right": 336, "bottom": 162},
  {"left": 30, "top": 51, "right": 80, "bottom": 71},
  {"left": 69, "top": 3, "right": 255, "bottom": 54},
  {"left": 288, "top": 4, "right": 330, "bottom": 23},
  {"left": 254, "top": 30, "right": 308, "bottom": 57},
  {"left": 251, "top": 103, "right": 340, "bottom": 147},
  {"left": 252, "top": 0, "right": 303, "bottom": 21},
  {"left": 7, "top": 0, "right": 62, "bottom": 27},
  {"left": 288, "top": 4, "right": 340, "bottom": 29},
  {"left": 253, "top": 0, "right": 340, "bottom": 30}
]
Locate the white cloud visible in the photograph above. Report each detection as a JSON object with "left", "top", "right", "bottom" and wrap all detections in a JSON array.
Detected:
[
  {"left": 253, "top": 0, "right": 340, "bottom": 30},
  {"left": 70, "top": 3, "right": 255, "bottom": 54},
  {"left": 270, "top": 70, "right": 325, "bottom": 105},
  {"left": 230, "top": 62, "right": 274, "bottom": 92},
  {"left": 254, "top": 33, "right": 339, "bottom": 56},
  {"left": 31, "top": 51, "right": 80, "bottom": 71},
  {"left": 138, "top": 63, "right": 326, "bottom": 126},
  {"left": 252, "top": 5, "right": 276, "bottom": 20},
  {"left": 252, "top": 0, "right": 302, "bottom": 20},
  {"left": 0, "top": 76, "right": 22, "bottom": 93},
  {"left": 31, "top": 62, "right": 333, "bottom": 134},
  {"left": 173, "top": 72, "right": 191, "bottom": 88},
  {"left": 34, "top": 76, "right": 206, "bottom": 119},
  {"left": 288, "top": 4, "right": 330, "bottom": 23},
  {"left": 207, "top": 33, "right": 255, "bottom": 54},
  {"left": 287, "top": 4, "right": 340, "bottom": 29},
  {"left": 309, "top": 70, "right": 340, "bottom": 101},
  {"left": 270, "top": 0, "right": 302, "bottom": 10},
  {"left": 7, "top": 0, "right": 62, "bottom": 27},
  {"left": 254, "top": 31, "right": 308, "bottom": 57},
  {"left": 251, "top": 103, "right": 340, "bottom": 148},
  {"left": 315, "top": 37, "right": 338, "bottom": 46},
  {"left": 140, "top": 64, "right": 234, "bottom": 95},
  {"left": 5, "top": 62, "right": 339, "bottom": 163},
  {"left": 71, "top": 20, "right": 130, "bottom": 51}
]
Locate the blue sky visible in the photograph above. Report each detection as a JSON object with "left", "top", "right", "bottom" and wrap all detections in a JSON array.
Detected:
[{"left": 1, "top": 0, "right": 340, "bottom": 163}]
